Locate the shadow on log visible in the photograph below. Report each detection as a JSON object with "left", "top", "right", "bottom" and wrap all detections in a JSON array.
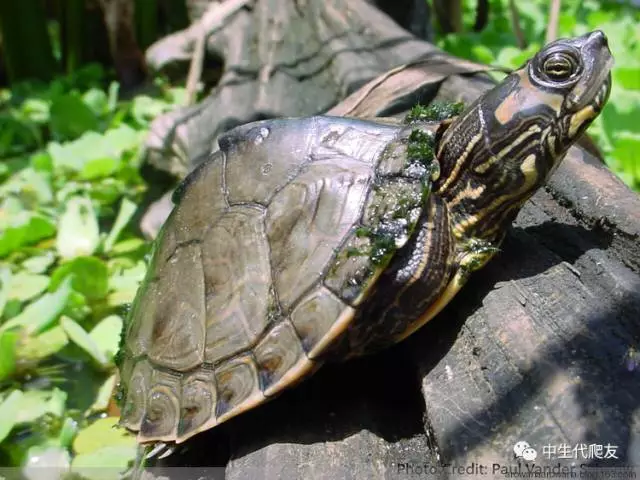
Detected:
[{"left": 136, "top": 1, "right": 640, "bottom": 478}]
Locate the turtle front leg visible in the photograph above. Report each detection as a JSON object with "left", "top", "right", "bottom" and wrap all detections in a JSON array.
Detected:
[
  {"left": 401, "top": 236, "right": 501, "bottom": 343},
  {"left": 335, "top": 195, "right": 459, "bottom": 357}
]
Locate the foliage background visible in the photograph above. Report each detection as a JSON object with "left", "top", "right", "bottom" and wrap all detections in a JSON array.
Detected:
[{"left": 0, "top": 0, "right": 638, "bottom": 477}]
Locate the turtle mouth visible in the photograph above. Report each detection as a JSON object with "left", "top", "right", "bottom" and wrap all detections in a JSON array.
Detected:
[
  {"left": 593, "top": 71, "right": 613, "bottom": 112},
  {"left": 565, "top": 70, "right": 612, "bottom": 139},
  {"left": 565, "top": 38, "right": 614, "bottom": 112}
]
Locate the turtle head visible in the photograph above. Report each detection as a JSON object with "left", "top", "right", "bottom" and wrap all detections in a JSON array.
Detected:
[{"left": 433, "top": 31, "right": 613, "bottom": 243}]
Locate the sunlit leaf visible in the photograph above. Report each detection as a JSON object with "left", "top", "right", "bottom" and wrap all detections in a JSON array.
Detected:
[
  {"left": 86, "top": 374, "right": 117, "bottom": 416},
  {"left": 15, "top": 388, "right": 66, "bottom": 425},
  {"left": 103, "top": 198, "right": 137, "bottom": 252},
  {"left": 0, "top": 265, "right": 11, "bottom": 316},
  {"left": 21, "top": 98, "right": 50, "bottom": 124},
  {"left": 0, "top": 390, "right": 23, "bottom": 443},
  {"left": 30, "top": 151, "right": 53, "bottom": 173},
  {"left": 89, "top": 315, "right": 123, "bottom": 364},
  {"left": 56, "top": 197, "right": 100, "bottom": 259},
  {"left": 0, "top": 212, "right": 57, "bottom": 258},
  {"left": 0, "top": 168, "right": 54, "bottom": 206},
  {"left": 82, "top": 88, "right": 109, "bottom": 117},
  {"left": 71, "top": 445, "right": 137, "bottom": 480},
  {"left": 22, "top": 251, "right": 56, "bottom": 274},
  {"left": 20, "top": 326, "right": 69, "bottom": 361},
  {"left": 132, "top": 95, "right": 170, "bottom": 126},
  {"left": 73, "top": 417, "right": 136, "bottom": 455},
  {"left": 102, "top": 124, "right": 142, "bottom": 158},
  {"left": 110, "top": 238, "right": 146, "bottom": 256},
  {"left": 0, "top": 276, "right": 72, "bottom": 335},
  {"left": 107, "top": 261, "right": 146, "bottom": 306},
  {"left": 7, "top": 272, "right": 50, "bottom": 302},
  {"left": 80, "top": 158, "right": 120, "bottom": 180},
  {"left": 61, "top": 316, "right": 108, "bottom": 367}
]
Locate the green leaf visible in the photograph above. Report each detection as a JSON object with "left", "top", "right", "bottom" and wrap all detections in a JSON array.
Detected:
[
  {"left": 0, "top": 390, "right": 23, "bottom": 443},
  {"left": 79, "top": 158, "right": 120, "bottom": 180},
  {"left": 89, "top": 315, "right": 123, "bottom": 364},
  {"left": 20, "top": 325, "right": 69, "bottom": 361},
  {"left": 49, "top": 94, "right": 100, "bottom": 140},
  {"left": 71, "top": 445, "right": 137, "bottom": 480},
  {"left": 89, "top": 179, "right": 128, "bottom": 206},
  {"left": 102, "top": 124, "right": 141, "bottom": 158},
  {"left": 0, "top": 168, "right": 54, "bottom": 206},
  {"left": 61, "top": 316, "right": 108, "bottom": 367},
  {"left": 110, "top": 238, "right": 145, "bottom": 255},
  {"left": 21, "top": 98, "right": 50, "bottom": 124},
  {"left": 103, "top": 198, "right": 137, "bottom": 253},
  {"left": 31, "top": 151, "right": 53, "bottom": 172},
  {"left": 0, "top": 330, "right": 19, "bottom": 381},
  {"left": 48, "top": 133, "right": 102, "bottom": 172},
  {"left": 166, "top": 87, "right": 188, "bottom": 106},
  {"left": 107, "top": 81, "right": 120, "bottom": 113},
  {"left": 0, "top": 115, "right": 40, "bottom": 156},
  {"left": 15, "top": 388, "right": 67, "bottom": 425},
  {"left": 132, "top": 95, "right": 170, "bottom": 126},
  {"left": 82, "top": 88, "right": 109, "bottom": 117},
  {"left": 73, "top": 417, "right": 136, "bottom": 455},
  {"left": 86, "top": 374, "right": 117, "bottom": 416},
  {"left": 50, "top": 256, "right": 109, "bottom": 301},
  {"left": 0, "top": 276, "right": 72, "bottom": 335},
  {"left": 0, "top": 266, "right": 11, "bottom": 316},
  {"left": 470, "top": 44, "right": 496, "bottom": 65},
  {"left": 22, "top": 251, "right": 56, "bottom": 273},
  {"left": 107, "top": 261, "right": 146, "bottom": 306},
  {"left": 58, "top": 417, "right": 79, "bottom": 448},
  {"left": 0, "top": 212, "right": 57, "bottom": 258},
  {"left": 56, "top": 197, "right": 100, "bottom": 260},
  {"left": 7, "top": 272, "right": 50, "bottom": 302}
]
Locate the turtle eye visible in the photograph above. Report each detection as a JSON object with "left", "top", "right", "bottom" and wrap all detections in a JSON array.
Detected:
[{"left": 542, "top": 52, "right": 578, "bottom": 81}]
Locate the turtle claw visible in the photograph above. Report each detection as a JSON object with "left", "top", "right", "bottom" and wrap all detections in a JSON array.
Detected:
[{"left": 145, "top": 442, "right": 168, "bottom": 460}]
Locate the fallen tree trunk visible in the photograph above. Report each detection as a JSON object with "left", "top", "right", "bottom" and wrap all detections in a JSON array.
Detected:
[{"left": 138, "top": 1, "right": 640, "bottom": 477}]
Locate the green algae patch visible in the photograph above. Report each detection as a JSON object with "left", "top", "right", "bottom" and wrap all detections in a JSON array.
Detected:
[{"left": 405, "top": 102, "right": 465, "bottom": 123}]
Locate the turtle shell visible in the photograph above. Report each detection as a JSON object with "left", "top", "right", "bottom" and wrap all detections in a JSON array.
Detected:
[{"left": 118, "top": 115, "right": 440, "bottom": 443}]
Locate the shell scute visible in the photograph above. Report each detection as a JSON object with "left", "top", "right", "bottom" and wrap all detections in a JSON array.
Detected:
[
  {"left": 145, "top": 243, "right": 206, "bottom": 371},
  {"left": 178, "top": 367, "right": 217, "bottom": 439},
  {"left": 254, "top": 319, "right": 306, "bottom": 395},
  {"left": 201, "top": 205, "right": 272, "bottom": 364},
  {"left": 266, "top": 158, "right": 373, "bottom": 312},
  {"left": 214, "top": 354, "right": 263, "bottom": 420},
  {"left": 140, "top": 370, "right": 181, "bottom": 440},
  {"left": 290, "top": 287, "right": 350, "bottom": 358},
  {"left": 119, "top": 359, "right": 153, "bottom": 431},
  {"left": 170, "top": 151, "right": 227, "bottom": 243}
]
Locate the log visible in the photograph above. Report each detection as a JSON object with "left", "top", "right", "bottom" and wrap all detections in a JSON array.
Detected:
[
  {"left": 139, "top": 1, "right": 640, "bottom": 477},
  {"left": 140, "top": 0, "right": 488, "bottom": 179}
]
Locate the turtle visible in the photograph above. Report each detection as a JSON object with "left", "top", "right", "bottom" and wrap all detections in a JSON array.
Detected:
[{"left": 117, "top": 31, "right": 613, "bottom": 445}]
